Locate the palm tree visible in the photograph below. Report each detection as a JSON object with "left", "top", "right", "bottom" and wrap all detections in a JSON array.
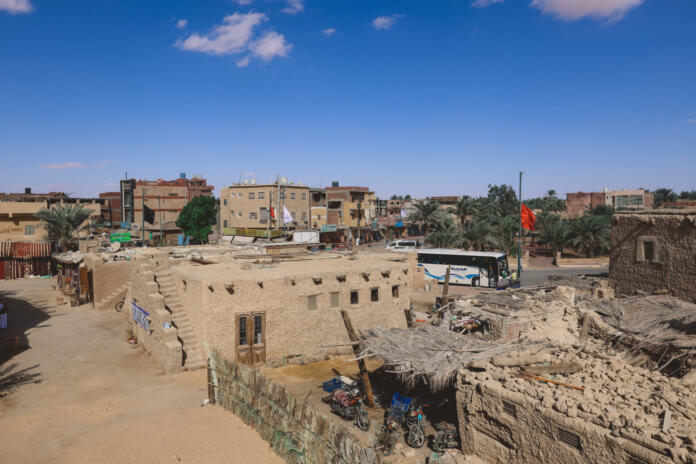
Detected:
[
  {"left": 425, "top": 216, "right": 468, "bottom": 248},
  {"left": 464, "top": 219, "right": 500, "bottom": 251},
  {"left": 34, "top": 203, "right": 92, "bottom": 251},
  {"left": 568, "top": 215, "right": 610, "bottom": 257},
  {"left": 538, "top": 221, "right": 569, "bottom": 257},
  {"left": 448, "top": 196, "right": 479, "bottom": 229},
  {"left": 407, "top": 199, "right": 441, "bottom": 236}
]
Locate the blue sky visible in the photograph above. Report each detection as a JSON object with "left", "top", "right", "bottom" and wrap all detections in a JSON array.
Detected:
[{"left": 1, "top": 0, "right": 694, "bottom": 199}]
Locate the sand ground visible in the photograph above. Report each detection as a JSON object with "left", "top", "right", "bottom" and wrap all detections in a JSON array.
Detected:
[{"left": 0, "top": 278, "right": 282, "bottom": 464}]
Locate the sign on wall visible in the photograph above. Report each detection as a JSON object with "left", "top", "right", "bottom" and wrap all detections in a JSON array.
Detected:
[
  {"left": 110, "top": 232, "right": 131, "bottom": 243},
  {"left": 132, "top": 301, "right": 151, "bottom": 333}
]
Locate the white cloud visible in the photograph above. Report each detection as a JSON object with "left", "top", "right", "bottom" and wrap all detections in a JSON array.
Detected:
[
  {"left": 250, "top": 31, "right": 292, "bottom": 61},
  {"left": 372, "top": 14, "right": 404, "bottom": 30},
  {"left": 531, "top": 0, "right": 643, "bottom": 21},
  {"left": 232, "top": 0, "right": 254, "bottom": 4},
  {"left": 0, "top": 0, "right": 33, "bottom": 14},
  {"left": 282, "top": 0, "right": 304, "bottom": 15},
  {"left": 176, "top": 12, "right": 267, "bottom": 56},
  {"left": 236, "top": 56, "right": 250, "bottom": 68},
  {"left": 38, "top": 161, "right": 112, "bottom": 170},
  {"left": 176, "top": 19, "right": 188, "bottom": 29},
  {"left": 322, "top": 28, "right": 336, "bottom": 37},
  {"left": 471, "top": 0, "right": 503, "bottom": 7}
]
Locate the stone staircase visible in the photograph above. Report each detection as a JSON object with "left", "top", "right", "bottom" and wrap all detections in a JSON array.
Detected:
[
  {"left": 95, "top": 283, "right": 129, "bottom": 311},
  {"left": 155, "top": 271, "right": 206, "bottom": 370}
]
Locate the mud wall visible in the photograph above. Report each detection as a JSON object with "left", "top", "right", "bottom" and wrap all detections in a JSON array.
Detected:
[
  {"left": 123, "top": 254, "right": 182, "bottom": 373},
  {"left": 456, "top": 378, "right": 671, "bottom": 464},
  {"left": 210, "top": 350, "right": 377, "bottom": 464},
  {"left": 83, "top": 254, "right": 132, "bottom": 306},
  {"left": 175, "top": 260, "right": 410, "bottom": 366},
  {"left": 610, "top": 213, "right": 696, "bottom": 302}
]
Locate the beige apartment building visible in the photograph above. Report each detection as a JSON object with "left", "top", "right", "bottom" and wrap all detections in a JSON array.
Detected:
[
  {"left": 0, "top": 190, "right": 103, "bottom": 242},
  {"left": 220, "top": 182, "right": 310, "bottom": 236}
]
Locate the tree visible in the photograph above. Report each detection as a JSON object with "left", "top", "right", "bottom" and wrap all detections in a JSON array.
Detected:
[
  {"left": 34, "top": 203, "right": 92, "bottom": 251},
  {"left": 486, "top": 184, "right": 518, "bottom": 217},
  {"left": 538, "top": 221, "right": 569, "bottom": 257},
  {"left": 568, "top": 215, "right": 610, "bottom": 258},
  {"left": 404, "top": 194, "right": 412, "bottom": 201},
  {"left": 653, "top": 188, "right": 677, "bottom": 208},
  {"left": 425, "top": 216, "right": 468, "bottom": 248},
  {"left": 176, "top": 196, "right": 218, "bottom": 244},
  {"left": 464, "top": 219, "right": 500, "bottom": 251},
  {"left": 491, "top": 215, "right": 518, "bottom": 256},
  {"left": 407, "top": 199, "right": 441, "bottom": 236},
  {"left": 448, "top": 196, "right": 479, "bottom": 229}
]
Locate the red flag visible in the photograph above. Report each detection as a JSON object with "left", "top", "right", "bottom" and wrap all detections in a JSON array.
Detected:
[
  {"left": 270, "top": 207, "right": 275, "bottom": 218},
  {"left": 521, "top": 204, "right": 536, "bottom": 231}
]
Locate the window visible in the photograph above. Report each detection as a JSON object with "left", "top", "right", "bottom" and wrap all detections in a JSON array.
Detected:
[
  {"left": 302, "top": 192, "right": 306, "bottom": 200},
  {"left": 224, "top": 220, "right": 228, "bottom": 228},
  {"left": 291, "top": 211, "right": 296, "bottom": 219},
  {"left": 223, "top": 199, "right": 227, "bottom": 206},
  {"left": 249, "top": 212, "right": 258, "bottom": 219},
  {"left": 643, "top": 241, "right": 654, "bottom": 262},
  {"left": 302, "top": 211, "right": 307, "bottom": 221},
  {"left": 330, "top": 292, "right": 339, "bottom": 308},
  {"left": 392, "top": 285, "right": 399, "bottom": 298},
  {"left": 258, "top": 191, "right": 265, "bottom": 199},
  {"left": 307, "top": 295, "right": 317, "bottom": 310},
  {"left": 248, "top": 192, "right": 255, "bottom": 199},
  {"left": 230, "top": 210, "right": 235, "bottom": 217},
  {"left": 24, "top": 225, "right": 35, "bottom": 235},
  {"left": 371, "top": 288, "right": 379, "bottom": 302},
  {"left": 637, "top": 236, "right": 661, "bottom": 263},
  {"left": 238, "top": 211, "right": 243, "bottom": 217},
  {"left": 238, "top": 193, "right": 243, "bottom": 198},
  {"left": 238, "top": 317, "right": 248, "bottom": 346},
  {"left": 291, "top": 192, "right": 296, "bottom": 199},
  {"left": 350, "top": 291, "right": 359, "bottom": 305},
  {"left": 168, "top": 193, "right": 178, "bottom": 196},
  {"left": 254, "top": 315, "right": 263, "bottom": 344}
]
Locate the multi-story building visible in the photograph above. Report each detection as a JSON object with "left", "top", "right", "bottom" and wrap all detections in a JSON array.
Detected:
[
  {"left": 220, "top": 180, "right": 310, "bottom": 236},
  {"left": 566, "top": 188, "right": 653, "bottom": 217},
  {"left": 325, "top": 185, "right": 376, "bottom": 230},
  {"left": 98, "top": 191, "right": 122, "bottom": 226},
  {"left": 120, "top": 175, "right": 214, "bottom": 243},
  {"left": 0, "top": 188, "right": 103, "bottom": 242},
  {"left": 309, "top": 188, "right": 327, "bottom": 230}
]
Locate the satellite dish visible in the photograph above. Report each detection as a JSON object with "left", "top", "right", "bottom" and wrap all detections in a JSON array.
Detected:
[{"left": 110, "top": 241, "right": 121, "bottom": 252}]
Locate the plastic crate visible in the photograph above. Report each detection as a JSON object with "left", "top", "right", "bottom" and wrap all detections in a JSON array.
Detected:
[{"left": 322, "top": 378, "right": 343, "bottom": 393}]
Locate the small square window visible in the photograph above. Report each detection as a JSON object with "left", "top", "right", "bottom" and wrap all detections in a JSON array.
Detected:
[
  {"left": 392, "top": 285, "right": 399, "bottom": 298},
  {"left": 238, "top": 193, "right": 243, "bottom": 198},
  {"left": 307, "top": 295, "right": 317, "bottom": 310},
  {"left": 350, "top": 291, "right": 359, "bottom": 305},
  {"left": 25, "top": 225, "right": 35, "bottom": 235},
  {"left": 249, "top": 192, "right": 255, "bottom": 199},
  {"left": 238, "top": 211, "right": 242, "bottom": 217},
  {"left": 258, "top": 192, "right": 265, "bottom": 199},
  {"left": 371, "top": 288, "right": 379, "bottom": 302},
  {"left": 291, "top": 192, "right": 296, "bottom": 199},
  {"left": 302, "top": 193, "right": 306, "bottom": 200},
  {"left": 330, "top": 292, "right": 339, "bottom": 308},
  {"left": 223, "top": 220, "right": 228, "bottom": 227}
]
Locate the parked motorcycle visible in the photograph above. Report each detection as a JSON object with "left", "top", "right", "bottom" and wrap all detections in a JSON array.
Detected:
[
  {"left": 405, "top": 399, "right": 426, "bottom": 448},
  {"left": 432, "top": 421, "right": 459, "bottom": 453},
  {"left": 329, "top": 387, "right": 370, "bottom": 431},
  {"left": 376, "top": 393, "right": 411, "bottom": 455}
]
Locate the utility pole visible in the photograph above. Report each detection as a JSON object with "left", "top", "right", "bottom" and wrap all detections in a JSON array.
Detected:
[
  {"left": 141, "top": 187, "right": 147, "bottom": 247},
  {"left": 267, "top": 188, "right": 271, "bottom": 242},
  {"left": 158, "top": 195, "right": 163, "bottom": 246},
  {"left": 518, "top": 172, "right": 523, "bottom": 276}
]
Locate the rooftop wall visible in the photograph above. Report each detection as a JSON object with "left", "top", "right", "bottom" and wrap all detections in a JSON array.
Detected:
[{"left": 609, "top": 212, "right": 696, "bottom": 302}]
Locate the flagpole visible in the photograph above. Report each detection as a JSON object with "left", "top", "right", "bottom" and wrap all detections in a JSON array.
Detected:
[{"left": 518, "top": 171, "right": 523, "bottom": 276}]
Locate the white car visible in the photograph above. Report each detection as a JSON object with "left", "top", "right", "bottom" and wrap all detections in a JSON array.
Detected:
[{"left": 385, "top": 239, "right": 421, "bottom": 252}]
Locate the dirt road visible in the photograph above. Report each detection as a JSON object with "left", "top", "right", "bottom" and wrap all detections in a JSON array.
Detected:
[{"left": 0, "top": 278, "right": 282, "bottom": 464}]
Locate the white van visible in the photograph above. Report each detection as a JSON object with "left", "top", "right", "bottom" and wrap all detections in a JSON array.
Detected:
[{"left": 385, "top": 239, "right": 421, "bottom": 252}]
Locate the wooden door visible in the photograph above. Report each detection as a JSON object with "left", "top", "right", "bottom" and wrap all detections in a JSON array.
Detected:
[
  {"left": 251, "top": 313, "right": 266, "bottom": 365},
  {"left": 235, "top": 315, "right": 253, "bottom": 365}
]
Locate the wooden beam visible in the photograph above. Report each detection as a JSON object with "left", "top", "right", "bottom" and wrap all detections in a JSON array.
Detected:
[
  {"left": 404, "top": 308, "right": 414, "bottom": 328},
  {"left": 340, "top": 309, "right": 375, "bottom": 407}
]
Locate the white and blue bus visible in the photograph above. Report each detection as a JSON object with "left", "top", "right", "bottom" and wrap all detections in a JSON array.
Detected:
[{"left": 416, "top": 249, "right": 513, "bottom": 288}]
